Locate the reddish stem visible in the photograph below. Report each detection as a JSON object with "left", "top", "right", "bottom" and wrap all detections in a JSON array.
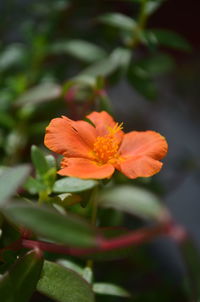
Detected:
[
  {"left": 22, "top": 239, "right": 97, "bottom": 256},
  {"left": 99, "top": 223, "right": 171, "bottom": 250},
  {"left": 20, "top": 222, "right": 176, "bottom": 256}
]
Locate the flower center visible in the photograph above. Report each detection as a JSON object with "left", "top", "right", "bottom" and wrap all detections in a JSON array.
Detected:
[{"left": 92, "top": 123, "right": 123, "bottom": 164}]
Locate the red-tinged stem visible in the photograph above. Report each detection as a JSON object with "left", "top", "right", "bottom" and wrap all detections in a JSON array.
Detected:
[
  {"left": 99, "top": 223, "right": 171, "bottom": 251},
  {"left": 20, "top": 222, "right": 181, "bottom": 256},
  {"left": 22, "top": 239, "right": 98, "bottom": 256}
]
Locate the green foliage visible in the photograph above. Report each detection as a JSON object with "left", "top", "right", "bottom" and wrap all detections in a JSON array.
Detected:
[
  {"left": 16, "top": 83, "right": 61, "bottom": 106},
  {"left": 0, "top": 165, "right": 30, "bottom": 206},
  {"left": 31, "top": 145, "right": 50, "bottom": 176},
  {"left": 144, "top": 29, "right": 192, "bottom": 51},
  {"left": 98, "top": 13, "right": 136, "bottom": 32},
  {"left": 93, "top": 283, "right": 131, "bottom": 298},
  {"left": 51, "top": 40, "right": 107, "bottom": 63},
  {"left": 37, "top": 261, "right": 95, "bottom": 302},
  {"left": 98, "top": 185, "right": 167, "bottom": 221},
  {"left": 3, "top": 202, "right": 97, "bottom": 247},
  {"left": 53, "top": 177, "right": 98, "bottom": 193},
  {"left": 0, "top": 250, "right": 43, "bottom": 302}
]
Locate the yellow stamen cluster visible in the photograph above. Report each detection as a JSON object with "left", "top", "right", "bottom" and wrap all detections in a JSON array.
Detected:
[
  {"left": 107, "top": 122, "right": 123, "bottom": 135},
  {"left": 92, "top": 123, "right": 123, "bottom": 164}
]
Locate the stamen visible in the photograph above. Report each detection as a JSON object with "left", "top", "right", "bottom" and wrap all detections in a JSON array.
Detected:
[
  {"left": 107, "top": 122, "right": 123, "bottom": 135},
  {"left": 91, "top": 122, "right": 123, "bottom": 164}
]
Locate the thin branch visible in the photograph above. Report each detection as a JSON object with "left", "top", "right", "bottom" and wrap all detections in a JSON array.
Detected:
[{"left": 20, "top": 222, "right": 185, "bottom": 257}]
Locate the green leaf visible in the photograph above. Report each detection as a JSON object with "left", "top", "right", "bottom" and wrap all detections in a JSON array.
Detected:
[
  {"left": 57, "top": 259, "right": 83, "bottom": 275},
  {"left": 45, "top": 155, "right": 56, "bottom": 169},
  {"left": 145, "top": 0, "right": 164, "bottom": 15},
  {"left": 145, "top": 29, "right": 192, "bottom": 52},
  {"left": 0, "top": 44, "right": 25, "bottom": 72},
  {"left": 0, "top": 112, "right": 15, "bottom": 129},
  {"left": 3, "top": 202, "right": 97, "bottom": 247},
  {"left": 82, "top": 48, "right": 131, "bottom": 77},
  {"left": 24, "top": 177, "right": 47, "bottom": 194},
  {"left": 98, "top": 185, "right": 167, "bottom": 221},
  {"left": 98, "top": 13, "right": 136, "bottom": 32},
  {"left": 51, "top": 40, "right": 106, "bottom": 63},
  {"left": 136, "top": 53, "right": 175, "bottom": 76},
  {"left": 0, "top": 165, "right": 30, "bottom": 207},
  {"left": 53, "top": 177, "right": 98, "bottom": 193},
  {"left": 15, "top": 83, "right": 61, "bottom": 105},
  {"left": 0, "top": 250, "right": 43, "bottom": 302},
  {"left": 37, "top": 261, "right": 95, "bottom": 302},
  {"left": 93, "top": 282, "right": 131, "bottom": 297},
  {"left": 82, "top": 267, "right": 93, "bottom": 283},
  {"left": 128, "top": 65, "right": 157, "bottom": 100},
  {"left": 31, "top": 145, "right": 49, "bottom": 176}
]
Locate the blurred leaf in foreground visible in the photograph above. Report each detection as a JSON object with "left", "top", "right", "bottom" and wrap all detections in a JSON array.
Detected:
[
  {"left": 3, "top": 202, "right": 97, "bottom": 247},
  {"left": 51, "top": 40, "right": 106, "bottom": 63},
  {"left": 0, "top": 250, "right": 43, "bottom": 302},
  {"left": 0, "top": 165, "right": 30, "bottom": 207},
  {"left": 144, "top": 29, "right": 192, "bottom": 52},
  {"left": 98, "top": 185, "right": 167, "bottom": 221}
]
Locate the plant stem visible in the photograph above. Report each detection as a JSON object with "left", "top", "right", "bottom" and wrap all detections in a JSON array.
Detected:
[
  {"left": 128, "top": 0, "right": 148, "bottom": 48},
  {"left": 86, "top": 186, "right": 99, "bottom": 270},
  {"left": 38, "top": 190, "right": 49, "bottom": 204},
  {"left": 18, "top": 222, "right": 187, "bottom": 257}
]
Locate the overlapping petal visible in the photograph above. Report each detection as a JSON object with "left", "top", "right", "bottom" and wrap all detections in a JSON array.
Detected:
[
  {"left": 58, "top": 157, "right": 115, "bottom": 179},
  {"left": 118, "top": 156, "right": 163, "bottom": 179},
  {"left": 119, "top": 130, "right": 168, "bottom": 160},
  {"left": 44, "top": 116, "right": 96, "bottom": 159},
  {"left": 87, "top": 111, "right": 124, "bottom": 141}
]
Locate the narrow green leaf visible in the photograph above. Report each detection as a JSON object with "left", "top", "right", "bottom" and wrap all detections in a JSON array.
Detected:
[
  {"left": 145, "top": 0, "right": 164, "bottom": 15},
  {"left": 51, "top": 40, "right": 106, "bottom": 63},
  {"left": 136, "top": 53, "right": 175, "bottom": 76},
  {"left": 3, "top": 202, "right": 97, "bottom": 247},
  {"left": 128, "top": 65, "right": 157, "bottom": 100},
  {"left": 0, "top": 250, "right": 43, "bottom": 302},
  {"left": 98, "top": 185, "right": 167, "bottom": 221},
  {"left": 37, "top": 261, "right": 95, "bottom": 302},
  {"left": 82, "top": 267, "right": 93, "bottom": 283},
  {"left": 53, "top": 177, "right": 98, "bottom": 193},
  {"left": 24, "top": 177, "right": 47, "bottom": 194},
  {"left": 98, "top": 13, "right": 136, "bottom": 32},
  {"left": 0, "top": 165, "right": 30, "bottom": 207},
  {"left": 82, "top": 48, "right": 131, "bottom": 77},
  {"left": 145, "top": 29, "right": 192, "bottom": 52},
  {"left": 0, "top": 44, "right": 25, "bottom": 72},
  {"left": 57, "top": 259, "right": 83, "bottom": 275},
  {"left": 15, "top": 83, "right": 61, "bottom": 105},
  {"left": 45, "top": 155, "right": 56, "bottom": 169},
  {"left": 31, "top": 145, "right": 49, "bottom": 176},
  {"left": 93, "top": 282, "right": 131, "bottom": 298}
]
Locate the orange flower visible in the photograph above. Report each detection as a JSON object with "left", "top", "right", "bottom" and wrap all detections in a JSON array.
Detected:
[{"left": 44, "top": 111, "right": 168, "bottom": 179}]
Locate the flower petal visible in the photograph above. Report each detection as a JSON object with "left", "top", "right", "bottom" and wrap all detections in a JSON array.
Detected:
[
  {"left": 119, "top": 131, "right": 168, "bottom": 160},
  {"left": 87, "top": 111, "right": 124, "bottom": 141},
  {"left": 58, "top": 157, "right": 115, "bottom": 179},
  {"left": 44, "top": 116, "right": 96, "bottom": 158},
  {"left": 118, "top": 156, "right": 163, "bottom": 179}
]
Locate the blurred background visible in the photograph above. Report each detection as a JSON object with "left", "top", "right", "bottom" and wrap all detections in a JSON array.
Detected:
[{"left": 0, "top": 0, "right": 200, "bottom": 301}]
